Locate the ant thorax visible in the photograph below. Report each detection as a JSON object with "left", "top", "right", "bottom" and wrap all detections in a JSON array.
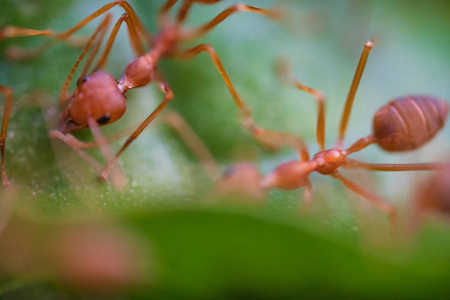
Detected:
[
  {"left": 118, "top": 54, "right": 158, "bottom": 93},
  {"left": 313, "top": 149, "right": 346, "bottom": 175}
]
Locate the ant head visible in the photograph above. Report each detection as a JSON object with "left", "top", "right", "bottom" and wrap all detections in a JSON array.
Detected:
[
  {"left": 59, "top": 71, "right": 126, "bottom": 133},
  {"left": 216, "top": 163, "right": 266, "bottom": 202},
  {"left": 261, "top": 160, "right": 317, "bottom": 190}
]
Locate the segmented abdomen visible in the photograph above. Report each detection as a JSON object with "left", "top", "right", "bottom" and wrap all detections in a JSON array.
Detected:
[{"left": 372, "top": 95, "right": 449, "bottom": 151}]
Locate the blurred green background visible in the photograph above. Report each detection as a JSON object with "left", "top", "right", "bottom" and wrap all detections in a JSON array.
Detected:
[{"left": 1, "top": 0, "right": 450, "bottom": 299}]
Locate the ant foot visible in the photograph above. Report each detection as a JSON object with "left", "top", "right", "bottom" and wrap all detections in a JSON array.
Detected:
[{"left": 99, "top": 169, "right": 110, "bottom": 182}]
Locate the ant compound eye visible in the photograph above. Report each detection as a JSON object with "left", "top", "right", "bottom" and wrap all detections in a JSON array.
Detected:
[
  {"left": 76, "top": 76, "right": 90, "bottom": 87},
  {"left": 97, "top": 114, "right": 111, "bottom": 124}
]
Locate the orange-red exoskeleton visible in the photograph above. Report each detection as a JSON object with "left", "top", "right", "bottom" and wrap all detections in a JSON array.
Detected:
[
  {"left": 176, "top": 41, "right": 449, "bottom": 230},
  {"left": 0, "top": 0, "right": 280, "bottom": 186}
]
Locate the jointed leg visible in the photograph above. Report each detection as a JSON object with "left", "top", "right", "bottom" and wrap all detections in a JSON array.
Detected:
[
  {"left": 0, "top": 26, "right": 54, "bottom": 40},
  {"left": 331, "top": 170, "right": 397, "bottom": 232},
  {"left": 55, "top": 1, "right": 150, "bottom": 42},
  {"left": 158, "top": 0, "right": 178, "bottom": 23},
  {"left": 182, "top": 3, "right": 281, "bottom": 40},
  {"left": 174, "top": 0, "right": 225, "bottom": 25},
  {"left": 49, "top": 123, "right": 128, "bottom": 190},
  {"left": 49, "top": 131, "right": 104, "bottom": 173},
  {"left": 0, "top": 86, "right": 13, "bottom": 186},
  {"left": 86, "top": 117, "right": 127, "bottom": 189},
  {"left": 100, "top": 76, "right": 174, "bottom": 180},
  {"left": 49, "top": 124, "right": 135, "bottom": 150},
  {"left": 117, "top": 1, "right": 153, "bottom": 48},
  {"left": 95, "top": 13, "right": 146, "bottom": 71},
  {"left": 248, "top": 126, "right": 310, "bottom": 161},
  {"left": 276, "top": 59, "right": 326, "bottom": 150},
  {"left": 336, "top": 40, "right": 373, "bottom": 147},
  {"left": 303, "top": 180, "right": 313, "bottom": 206},
  {"left": 343, "top": 159, "right": 450, "bottom": 172},
  {"left": 289, "top": 79, "right": 326, "bottom": 151},
  {"left": 176, "top": 0, "right": 194, "bottom": 24},
  {"left": 1, "top": 1, "right": 152, "bottom": 59},
  {"left": 59, "top": 14, "right": 113, "bottom": 106},
  {"left": 95, "top": 12, "right": 147, "bottom": 64},
  {"left": 177, "top": 43, "right": 251, "bottom": 117},
  {"left": 79, "top": 15, "right": 113, "bottom": 79},
  {"left": 4, "top": 35, "right": 91, "bottom": 61},
  {"left": 162, "top": 110, "right": 220, "bottom": 180},
  {"left": 177, "top": 44, "right": 309, "bottom": 159}
]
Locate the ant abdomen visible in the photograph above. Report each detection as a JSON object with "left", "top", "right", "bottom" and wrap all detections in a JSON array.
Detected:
[{"left": 372, "top": 95, "right": 449, "bottom": 152}]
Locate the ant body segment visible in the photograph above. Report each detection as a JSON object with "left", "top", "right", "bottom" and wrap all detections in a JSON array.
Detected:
[{"left": 0, "top": 0, "right": 280, "bottom": 186}]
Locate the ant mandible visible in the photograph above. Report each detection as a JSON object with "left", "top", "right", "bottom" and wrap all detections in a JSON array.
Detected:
[
  {"left": 173, "top": 41, "right": 449, "bottom": 230},
  {"left": 0, "top": 0, "right": 280, "bottom": 186}
]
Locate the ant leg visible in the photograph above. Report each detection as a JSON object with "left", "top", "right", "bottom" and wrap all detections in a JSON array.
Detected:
[
  {"left": 159, "top": 0, "right": 178, "bottom": 16},
  {"left": 94, "top": 10, "right": 147, "bottom": 67},
  {"left": 0, "top": 86, "right": 13, "bottom": 187},
  {"left": 49, "top": 131, "right": 104, "bottom": 173},
  {"left": 1, "top": 1, "right": 151, "bottom": 59},
  {"left": 176, "top": 0, "right": 194, "bottom": 24},
  {"left": 158, "top": 0, "right": 179, "bottom": 26},
  {"left": 303, "top": 180, "right": 313, "bottom": 206},
  {"left": 86, "top": 117, "right": 127, "bottom": 189},
  {"left": 49, "top": 122, "right": 136, "bottom": 169},
  {"left": 59, "top": 14, "right": 113, "bottom": 105},
  {"left": 100, "top": 77, "right": 174, "bottom": 181},
  {"left": 0, "top": 27, "right": 57, "bottom": 60},
  {"left": 336, "top": 41, "right": 373, "bottom": 148},
  {"left": 1, "top": 1, "right": 150, "bottom": 41},
  {"left": 4, "top": 35, "right": 92, "bottom": 61},
  {"left": 177, "top": 44, "right": 250, "bottom": 118},
  {"left": 248, "top": 126, "right": 310, "bottom": 161},
  {"left": 177, "top": 44, "right": 309, "bottom": 160},
  {"left": 276, "top": 60, "right": 326, "bottom": 151},
  {"left": 79, "top": 16, "right": 115, "bottom": 78},
  {"left": 331, "top": 170, "right": 397, "bottom": 232},
  {"left": 95, "top": 13, "right": 146, "bottom": 71},
  {"left": 49, "top": 127, "right": 127, "bottom": 190},
  {"left": 49, "top": 124, "right": 135, "bottom": 150},
  {"left": 343, "top": 159, "right": 450, "bottom": 172},
  {"left": 162, "top": 110, "right": 220, "bottom": 180},
  {"left": 295, "top": 82, "right": 326, "bottom": 151},
  {"left": 117, "top": 1, "right": 153, "bottom": 46},
  {"left": 182, "top": 3, "right": 281, "bottom": 40}
]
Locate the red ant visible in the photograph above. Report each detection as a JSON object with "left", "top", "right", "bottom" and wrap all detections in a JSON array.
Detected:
[
  {"left": 0, "top": 0, "right": 280, "bottom": 186},
  {"left": 170, "top": 41, "right": 449, "bottom": 230}
]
